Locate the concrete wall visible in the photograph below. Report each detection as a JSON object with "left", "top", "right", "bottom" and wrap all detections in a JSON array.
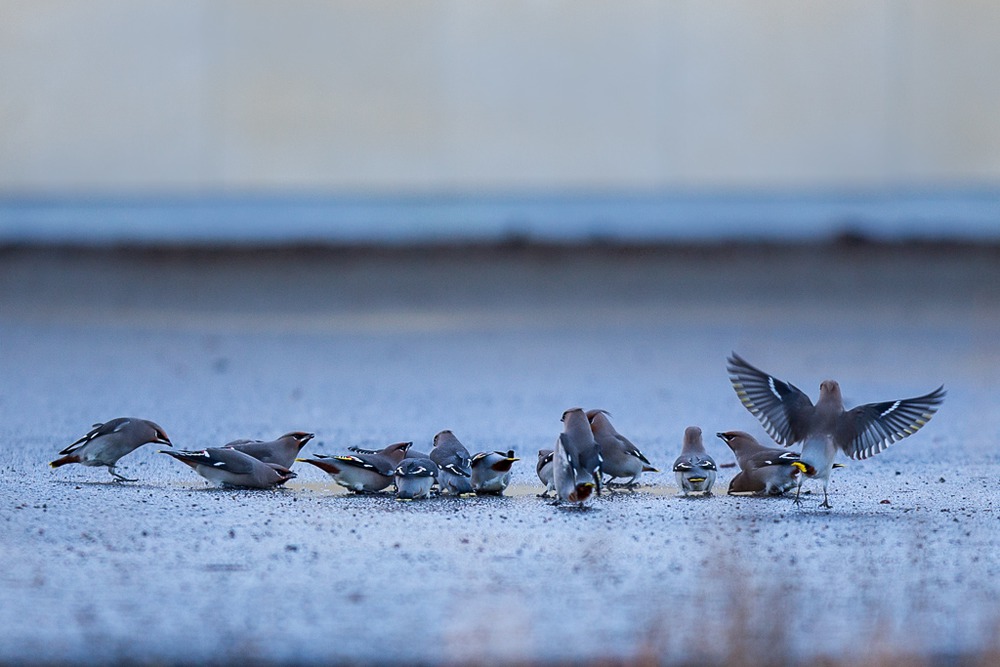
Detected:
[{"left": 2, "top": 1, "right": 1000, "bottom": 195}]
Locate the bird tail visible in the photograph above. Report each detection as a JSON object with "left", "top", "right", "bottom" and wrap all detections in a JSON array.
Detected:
[
  {"left": 49, "top": 454, "right": 80, "bottom": 468},
  {"left": 569, "top": 482, "right": 595, "bottom": 503},
  {"left": 642, "top": 465, "right": 660, "bottom": 473}
]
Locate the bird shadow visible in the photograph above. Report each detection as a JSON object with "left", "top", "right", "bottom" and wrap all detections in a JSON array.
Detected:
[
  {"left": 50, "top": 479, "right": 161, "bottom": 491},
  {"left": 675, "top": 493, "right": 716, "bottom": 501},
  {"left": 551, "top": 502, "right": 599, "bottom": 512}
]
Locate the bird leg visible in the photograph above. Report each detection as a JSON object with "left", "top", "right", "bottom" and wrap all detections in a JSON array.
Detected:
[
  {"left": 108, "top": 466, "right": 137, "bottom": 483},
  {"left": 819, "top": 485, "right": 832, "bottom": 509},
  {"left": 793, "top": 479, "right": 804, "bottom": 506}
]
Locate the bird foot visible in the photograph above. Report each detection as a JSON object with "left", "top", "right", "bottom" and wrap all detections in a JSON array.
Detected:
[{"left": 109, "top": 469, "right": 137, "bottom": 483}]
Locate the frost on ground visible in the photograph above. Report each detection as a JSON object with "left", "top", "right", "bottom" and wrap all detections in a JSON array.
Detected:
[{"left": 1, "top": 244, "right": 998, "bottom": 666}]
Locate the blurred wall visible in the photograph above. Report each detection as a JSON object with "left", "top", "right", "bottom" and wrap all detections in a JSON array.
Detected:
[{"left": 1, "top": 0, "right": 999, "bottom": 195}]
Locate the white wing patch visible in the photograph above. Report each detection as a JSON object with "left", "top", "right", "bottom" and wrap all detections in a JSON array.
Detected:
[
  {"left": 768, "top": 377, "right": 781, "bottom": 400},
  {"left": 880, "top": 401, "right": 901, "bottom": 418}
]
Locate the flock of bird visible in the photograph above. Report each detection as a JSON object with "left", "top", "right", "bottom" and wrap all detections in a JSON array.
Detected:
[{"left": 48, "top": 353, "right": 946, "bottom": 508}]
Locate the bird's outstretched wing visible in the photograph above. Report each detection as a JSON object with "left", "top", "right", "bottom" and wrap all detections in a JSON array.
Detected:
[
  {"left": 836, "top": 386, "right": 945, "bottom": 460},
  {"left": 727, "top": 353, "right": 814, "bottom": 446}
]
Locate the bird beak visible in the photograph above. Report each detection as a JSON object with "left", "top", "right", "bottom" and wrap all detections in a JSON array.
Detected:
[{"left": 156, "top": 434, "right": 173, "bottom": 447}]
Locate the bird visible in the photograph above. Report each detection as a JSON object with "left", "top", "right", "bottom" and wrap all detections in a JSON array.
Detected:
[
  {"left": 430, "top": 430, "right": 474, "bottom": 495},
  {"left": 50, "top": 418, "right": 172, "bottom": 482},
  {"left": 587, "top": 409, "right": 658, "bottom": 488},
  {"left": 470, "top": 450, "right": 519, "bottom": 495},
  {"left": 393, "top": 457, "right": 439, "bottom": 500},
  {"left": 552, "top": 408, "right": 602, "bottom": 506},
  {"left": 727, "top": 352, "right": 945, "bottom": 508},
  {"left": 717, "top": 430, "right": 846, "bottom": 496},
  {"left": 161, "top": 447, "right": 296, "bottom": 489},
  {"left": 672, "top": 426, "right": 717, "bottom": 496},
  {"left": 296, "top": 442, "right": 408, "bottom": 493},
  {"left": 536, "top": 449, "right": 555, "bottom": 497},
  {"left": 717, "top": 430, "right": 803, "bottom": 496},
  {"left": 223, "top": 431, "right": 314, "bottom": 469}
]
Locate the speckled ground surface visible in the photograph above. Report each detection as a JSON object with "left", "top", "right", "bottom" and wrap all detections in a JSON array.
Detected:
[{"left": 1, "top": 244, "right": 998, "bottom": 665}]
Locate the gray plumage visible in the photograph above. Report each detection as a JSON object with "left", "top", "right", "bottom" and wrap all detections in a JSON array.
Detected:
[
  {"left": 536, "top": 449, "right": 555, "bottom": 497},
  {"left": 50, "top": 417, "right": 172, "bottom": 482},
  {"left": 224, "top": 431, "right": 314, "bottom": 469},
  {"left": 672, "top": 426, "right": 717, "bottom": 495},
  {"left": 161, "top": 447, "right": 295, "bottom": 489},
  {"left": 297, "top": 454, "right": 393, "bottom": 492},
  {"left": 587, "top": 409, "right": 658, "bottom": 487},
  {"left": 470, "top": 450, "right": 519, "bottom": 495},
  {"left": 430, "top": 430, "right": 474, "bottom": 495},
  {"left": 717, "top": 430, "right": 802, "bottom": 496},
  {"left": 346, "top": 441, "right": 412, "bottom": 461},
  {"left": 297, "top": 442, "right": 409, "bottom": 493},
  {"left": 728, "top": 352, "right": 945, "bottom": 508},
  {"left": 552, "top": 408, "right": 601, "bottom": 506},
  {"left": 404, "top": 448, "right": 432, "bottom": 460},
  {"left": 393, "top": 457, "right": 439, "bottom": 500}
]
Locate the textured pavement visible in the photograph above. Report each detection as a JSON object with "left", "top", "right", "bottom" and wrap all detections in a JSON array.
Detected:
[{"left": 1, "top": 243, "right": 998, "bottom": 665}]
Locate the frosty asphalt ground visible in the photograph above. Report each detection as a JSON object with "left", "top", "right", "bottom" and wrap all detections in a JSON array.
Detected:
[{"left": 1, "top": 243, "right": 999, "bottom": 666}]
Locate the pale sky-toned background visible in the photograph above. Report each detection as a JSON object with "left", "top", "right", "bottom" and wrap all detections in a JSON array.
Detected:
[{"left": 1, "top": 1, "right": 999, "bottom": 241}]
